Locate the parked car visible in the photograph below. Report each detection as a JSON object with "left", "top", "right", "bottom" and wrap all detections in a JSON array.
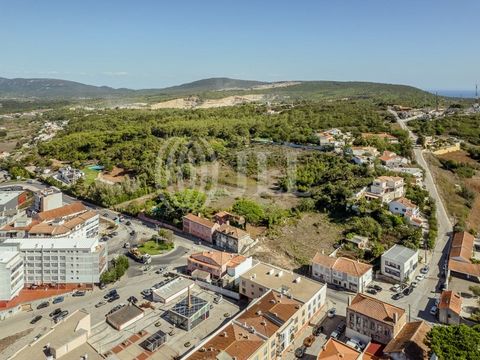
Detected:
[
  {"left": 430, "top": 305, "right": 438, "bottom": 316},
  {"left": 346, "top": 339, "right": 363, "bottom": 351},
  {"left": 391, "top": 284, "right": 401, "bottom": 292},
  {"left": 99, "top": 283, "right": 107, "bottom": 290},
  {"left": 416, "top": 274, "right": 425, "bottom": 281},
  {"left": 330, "top": 330, "right": 340, "bottom": 339},
  {"left": 52, "top": 296, "right": 64, "bottom": 304},
  {"left": 327, "top": 308, "right": 336, "bottom": 318},
  {"left": 214, "top": 295, "right": 223, "bottom": 304},
  {"left": 108, "top": 294, "right": 120, "bottom": 302},
  {"left": 420, "top": 266, "right": 429, "bottom": 274},
  {"left": 392, "top": 292, "right": 404, "bottom": 300},
  {"left": 440, "top": 283, "right": 447, "bottom": 291},
  {"left": 126, "top": 221, "right": 131, "bottom": 226},
  {"left": 411, "top": 281, "right": 418, "bottom": 288},
  {"left": 155, "top": 321, "right": 162, "bottom": 327},
  {"left": 49, "top": 308, "right": 62, "bottom": 317},
  {"left": 295, "top": 346, "right": 306, "bottom": 358},
  {"left": 403, "top": 286, "right": 414, "bottom": 296},
  {"left": 141, "top": 289, "right": 151, "bottom": 297},
  {"left": 37, "top": 301, "right": 49, "bottom": 310},
  {"left": 336, "top": 322, "right": 346, "bottom": 333},
  {"left": 366, "top": 288, "right": 378, "bottom": 295},
  {"left": 372, "top": 284, "right": 383, "bottom": 291},
  {"left": 30, "top": 315, "right": 42, "bottom": 324},
  {"left": 72, "top": 290, "right": 86, "bottom": 297},
  {"left": 95, "top": 300, "right": 107, "bottom": 308},
  {"left": 104, "top": 289, "right": 118, "bottom": 299},
  {"left": 435, "top": 298, "right": 440, "bottom": 306}
]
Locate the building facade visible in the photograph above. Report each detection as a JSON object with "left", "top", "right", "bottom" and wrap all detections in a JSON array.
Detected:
[
  {"left": 312, "top": 253, "right": 373, "bottom": 293},
  {"left": 381, "top": 245, "right": 419, "bottom": 282},
  {"left": 213, "top": 223, "right": 254, "bottom": 253},
  {"left": 0, "top": 250, "right": 24, "bottom": 301},
  {"left": 182, "top": 214, "right": 219, "bottom": 243},
  {"left": 438, "top": 290, "right": 462, "bottom": 325},
  {"left": 346, "top": 293, "right": 407, "bottom": 345}
]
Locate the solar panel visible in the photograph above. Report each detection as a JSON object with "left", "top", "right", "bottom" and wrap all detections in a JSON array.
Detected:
[{"left": 141, "top": 329, "right": 167, "bottom": 351}]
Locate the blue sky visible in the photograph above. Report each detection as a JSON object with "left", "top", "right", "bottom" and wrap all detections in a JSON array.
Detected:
[{"left": 1, "top": 0, "right": 478, "bottom": 90}]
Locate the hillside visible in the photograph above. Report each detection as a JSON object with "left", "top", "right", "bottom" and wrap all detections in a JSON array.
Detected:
[{"left": 0, "top": 76, "right": 436, "bottom": 105}]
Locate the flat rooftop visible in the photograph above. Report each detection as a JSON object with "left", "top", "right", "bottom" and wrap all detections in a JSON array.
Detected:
[
  {"left": 106, "top": 305, "right": 144, "bottom": 328},
  {"left": 0, "top": 250, "right": 18, "bottom": 264},
  {"left": 240, "top": 262, "right": 325, "bottom": 303},
  {"left": 0, "top": 191, "right": 23, "bottom": 205},
  {"left": 382, "top": 244, "right": 418, "bottom": 263},
  {"left": 153, "top": 276, "right": 194, "bottom": 300},
  {"left": 11, "top": 309, "right": 102, "bottom": 360}
]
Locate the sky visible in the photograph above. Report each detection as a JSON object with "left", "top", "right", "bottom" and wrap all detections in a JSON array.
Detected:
[{"left": 1, "top": 0, "right": 479, "bottom": 91}]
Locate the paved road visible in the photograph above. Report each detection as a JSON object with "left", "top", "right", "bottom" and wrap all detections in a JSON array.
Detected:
[{"left": 387, "top": 108, "right": 453, "bottom": 322}]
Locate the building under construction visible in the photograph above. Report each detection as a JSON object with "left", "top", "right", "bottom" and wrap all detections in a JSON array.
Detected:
[{"left": 167, "top": 292, "right": 210, "bottom": 331}]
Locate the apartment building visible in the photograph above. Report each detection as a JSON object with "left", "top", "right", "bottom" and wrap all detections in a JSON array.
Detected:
[
  {"left": 33, "top": 187, "right": 63, "bottom": 212},
  {"left": 365, "top": 176, "right": 404, "bottom": 203},
  {"left": 346, "top": 293, "right": 407, "bottom": 345},
  {"left": 239, "top": 262, "right": 327, "bottom": 331},
  {"left": 0, "top": 191, "right": 26, "bottom": 217},
  {"left": 187, "top": 290, "right": 314, "bottom": 360},
  {"left": 0, "top": 202, "right": 99, "bottom": 240},
  {"left": 0, "top": 250, "right": 24, "bottom": 301},
  {"left": 1, "top": 237, "right": 107, "bottom": 286},
  {"left": 312, "top": 253, "right": 373, "bottom": 292},
  {"left": 381, "top": 245, "right": 419, "bottom": 282}
]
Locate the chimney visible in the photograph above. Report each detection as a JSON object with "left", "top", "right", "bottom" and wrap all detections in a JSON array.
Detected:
[
  {"left": 347, "top": 296, "right": 351, "bottom": 306},
  {"left": 393, "top": 312, "right": 398, "bottom": 324},
  {"left": 187, "top": 286, "right": 192, "bottom": 308}
]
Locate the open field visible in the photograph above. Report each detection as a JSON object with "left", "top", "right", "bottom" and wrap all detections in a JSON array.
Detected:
[
  {"left": 437, "top": 149, "right": 480, "bottom": 167},
  {"left": 251, "top": 212, "right": 344, "bottom": 270},
  {"left": 99, "top": 166, "right": 130, "bottom": 183}
]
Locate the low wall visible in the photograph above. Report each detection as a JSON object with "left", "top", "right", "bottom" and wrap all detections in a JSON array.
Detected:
[{"left": 195, "top": 281, "right": 240, "bottom": 300}]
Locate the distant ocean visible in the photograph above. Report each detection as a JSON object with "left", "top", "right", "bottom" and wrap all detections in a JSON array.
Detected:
[{"left": 428, "top": 90, "right": 476, "bottom": 99}]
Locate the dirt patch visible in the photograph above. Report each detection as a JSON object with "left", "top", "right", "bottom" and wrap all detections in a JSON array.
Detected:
[
  {"left": 100, "top": 166, "right": 130, "bottom": 183},
  {"left": 151, "top": 94, "right": 268, "bottom": 110},
  {"left": 437, "top": 150, "right": 479, "bottom": 167},
  {"left": 0, "top": 328, "right": 33, "bottom": 353},
  {"left": 251, "top": 213, "right": 344, "bottom": 270}
]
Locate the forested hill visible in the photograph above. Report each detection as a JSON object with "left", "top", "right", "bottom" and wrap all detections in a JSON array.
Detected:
[{"left": 0, "top": 76, "right": 435, "bottom": 105}]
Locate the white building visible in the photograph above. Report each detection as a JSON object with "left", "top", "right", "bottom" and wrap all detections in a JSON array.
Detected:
[
  {"left": 0, "top": 237, "right": 107, "bottom": 286},
  {"left": 365, "top": 176, "right": 405, "bottom": 203},
  {"left": 56, "top": 166, "right": 84, "bottom": 185},
  {"left": 381, "top": 245, "right": 419, "bottom": 282},
  {"left": 312, "top": 253, "right": 373, "bottom": 292},
  {"left": 389, "top": 197, "right": 419, "bottom": 217},
  {"left": 0, "top": 250, "right": 24, "bottom": 301},
  {"left": 33, "top": 187, "right": 63, "bottom": 212}
]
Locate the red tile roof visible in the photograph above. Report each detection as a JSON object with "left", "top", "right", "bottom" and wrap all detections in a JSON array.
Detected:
[
  {"left": 216, "top": 224, "right": 250, "bottom": 240},
  {"left": 439, "top": 290, "right": 462, "bottom": 315},
  {"left": 348, "top": 293, "right": 405, "bottom": 326},
  {"left": 183, "top": 213, "right": 215, "bottom": 228},
  {"left": 36, "top": 202, "right": 87, "bottom": 221},
  {"left": 450, "top": 231, "right": 474, "bottom": 262},
  {"left": 384, "top": 321, "right": 431, "bottom": 360},
  {"left": 312, "top": 253, "right": 372, "bottom": 277},
  {"left": 318, "top": 338, "right": 361, "bottom": 360}
]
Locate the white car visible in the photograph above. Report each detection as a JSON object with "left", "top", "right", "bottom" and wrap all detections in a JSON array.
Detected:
[
  {"left": 430, "top": 305, "right": 438, "bottom": 316},
  {"left": 411, "top": 281, "right": 418, "bottom": 288},
  {"left": 327, "top": 308, "right": 336, "bottom": 318},
  {"left": 346, "top": 338, "right": 364, "bottom": 351},
  {"left": 330, "top": 330, "right": 340, "bottom": 339},
  {"left": 391, "top": 284, "right": 401, "bottom": 292},
  {"left": 416, "top": 274, "right": 425, "bottom": 281}
]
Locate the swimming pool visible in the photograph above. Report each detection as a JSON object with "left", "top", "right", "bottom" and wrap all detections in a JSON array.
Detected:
[{"left": 88, "top": 165, "right": 104, "bottom": 171}]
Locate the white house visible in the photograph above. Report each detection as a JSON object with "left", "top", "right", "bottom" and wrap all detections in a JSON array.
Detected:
[
  {"left": 381, "top": 245, "right": 419, "bottom": 282},
  {"left": 365, "top": 176, "right": 405, "bottom": 203},
  {"left": 379, "top": 151, "right": 409, "bottom": 168},
  {"left": 312, "top": 253, "right": 373, "bottom": 292},
  {"left": 389, "top": 197, "right": 419, "bottom": 217}
]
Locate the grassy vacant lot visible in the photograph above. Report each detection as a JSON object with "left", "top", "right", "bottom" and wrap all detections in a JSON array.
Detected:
[
  {"left": 251, "top": 212, "right": 344, "bottom": 270},
  {"left": 138, "top": 240, "right": 174, "bottom": 255},
  {"left": 426, "top": 152, "right": 479, "bottom": 232},
  {"left": 81, "top": 166, "right": 100, "bottom": 185}
]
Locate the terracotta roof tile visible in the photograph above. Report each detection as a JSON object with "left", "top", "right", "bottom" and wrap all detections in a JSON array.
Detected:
[
  {"left": 318, "top": 338, "right": 361, "bottom": 360},
  {"left": 438, "top": 290, "right": 462, "bottom": 315},
  {"left": 36, "top": 202, "right": 86, "bottom": 221},
  {"left": 312, "top": 253, "right": 372, "bottom": 277},
  {"left": 189, "top": 251, "right": 247, "bottom": 268},
  {"left": 448, "top": 260, "right": 480, "bottom": 277},
  {"left": 348, "top": 293, "right": 405, "bottom": 326},
  {"left": 216, "top": 224, "right": 249, "bottom": 240},
  {"left": 384, "top": 321, "right": 431, "bottom": 360},
  {"left": 449, "top": 231, "right": 475, "bottom": 262},
  {"left": 394, "top": 197, "right": 417, "bottom": 209},
  {"left": 183, "top": 213, "right": 215, "bottom": 228}
]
